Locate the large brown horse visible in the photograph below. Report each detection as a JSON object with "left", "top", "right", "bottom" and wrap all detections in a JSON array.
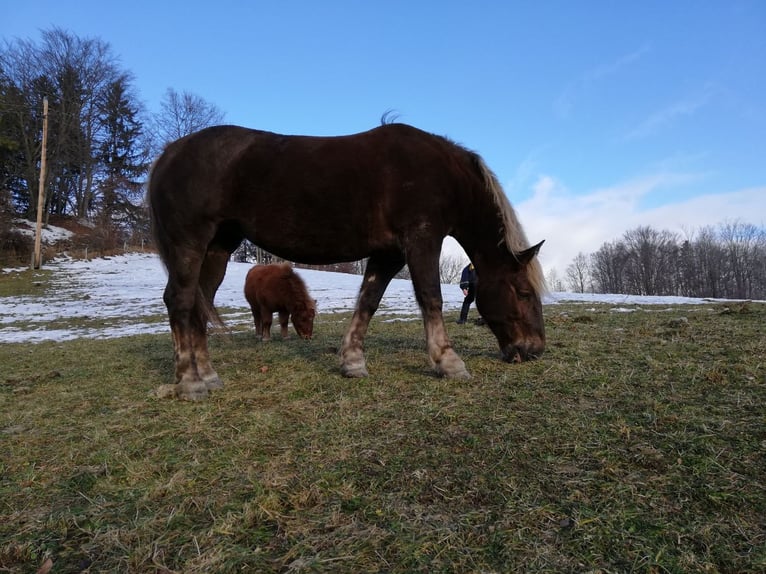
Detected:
[{"left": 149, "top": 122, "right": 545, "bottom": 400}]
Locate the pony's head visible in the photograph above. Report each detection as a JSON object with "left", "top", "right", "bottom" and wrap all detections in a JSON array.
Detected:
[
  {"left": 475, "top": 241, "right": 546, "bottom": 363},
  {"left": 292, "top": 299, "right": 317, "bottom": 340}
]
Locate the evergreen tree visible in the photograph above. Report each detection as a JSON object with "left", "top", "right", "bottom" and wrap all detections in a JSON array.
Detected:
[{"left": 96, "top": 75, "right": 150, "bottom": 236}]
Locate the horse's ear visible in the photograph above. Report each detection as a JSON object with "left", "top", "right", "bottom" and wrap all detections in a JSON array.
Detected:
[{"left": 515, "top": 240, "right": 545, "bottom": 265}]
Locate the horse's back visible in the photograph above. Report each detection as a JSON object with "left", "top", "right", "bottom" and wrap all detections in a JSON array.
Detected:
[
  {"left": 150, "top": 125, "right": 267, "bottom": 191},
  {"left": 151, "top": 123, "right": 452, "bottom": 186}
]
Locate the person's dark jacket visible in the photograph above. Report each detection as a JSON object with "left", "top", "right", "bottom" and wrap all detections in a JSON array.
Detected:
[{"left": 460, "top": 264, "right": 476, "bottom": 290}]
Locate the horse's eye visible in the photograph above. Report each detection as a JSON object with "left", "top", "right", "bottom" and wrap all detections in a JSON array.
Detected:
[{"left": 517, "top": 291, "right": 533, "bottom": 301}]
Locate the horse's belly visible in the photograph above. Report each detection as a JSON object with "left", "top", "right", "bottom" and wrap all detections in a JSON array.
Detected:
[{"left": 247, "top": 226, "right": 378, "bottom": 264}]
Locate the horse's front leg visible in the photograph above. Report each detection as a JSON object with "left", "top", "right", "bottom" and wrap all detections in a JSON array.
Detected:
[
  {"left": 407, "top": 246, "right": 471, "bottom": 379},
  {"left": 340, "top": 251, "right": 404, "bottom": 377},
  {"left": 422, "top": 308, "right": 470, "bottom": 378}
]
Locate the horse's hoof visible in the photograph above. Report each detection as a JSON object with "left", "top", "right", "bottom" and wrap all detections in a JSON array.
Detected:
[
  {"left": 203, "top": 375, "right": 224, "bottom": 390},
  {"left": 176, "top": 381, "right": 209, "bottom": 401},
  {"left": 436, "top": 360, "right": 472, "bottom": 380},
  {"left": 340, "top": 364, "right": 369, "bottom": 378},
  {"left": 433, "top": 350, "right": 471, "bottom": 379}
]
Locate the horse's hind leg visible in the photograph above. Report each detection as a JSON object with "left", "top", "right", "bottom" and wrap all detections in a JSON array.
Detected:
[
  {"left": 196, "top": 245, "right": 230, "bottom": 390},
  {"left": 163, "top": 250, "right": 210, "bottom": 400},
  {"left": 340, "top": 251, "right": 405, "bottom": 377},
  {"left": 407, "top": 244, "right": 470, "bottom": 379}
]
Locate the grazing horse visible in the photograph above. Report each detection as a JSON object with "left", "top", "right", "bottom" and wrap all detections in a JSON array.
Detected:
[
  {"left": 149, "top": 122, "right": 545, "bottom": 400},
  {"left": 244, "top": 263, "right": 316, "bottom": 341}
]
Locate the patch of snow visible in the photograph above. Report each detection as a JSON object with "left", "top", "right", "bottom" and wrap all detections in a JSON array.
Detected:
[
  {"left": 12, "top": 218, "right": 74, "bottom": 244},
  {"left": 0, "top": 252, "right": 760, "bottom": 344}
]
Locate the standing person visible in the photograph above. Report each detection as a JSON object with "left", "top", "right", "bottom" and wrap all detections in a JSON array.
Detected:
[{"left": 457, "top": 262, "right": 477, "bottom": 324}]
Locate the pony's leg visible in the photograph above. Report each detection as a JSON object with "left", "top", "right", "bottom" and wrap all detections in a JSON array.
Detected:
[
  {"left": 261, "top": 309, "right": 273, "bottom": 342},
  {"left": 251, "top": 306, "right": 263, "bottom": 339},
  {"left": 163, "top": 253, "right": 210, "bottom": 401},
  {"left": 407, "top": 246, "right": 470, "bottom": 379},
  {"left": 340, "top": 252, "right": 405, "bottom": 377},
  {"left": 279, "top": 311, "right": 290, "bottom": 339},
  {"left": 195, "top": 246, "right": 230, "bottom": 390}
]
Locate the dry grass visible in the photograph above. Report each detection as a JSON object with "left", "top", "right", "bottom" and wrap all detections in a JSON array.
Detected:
[{"left": 1, "top": 300, "right": 765, "bottom": 573}]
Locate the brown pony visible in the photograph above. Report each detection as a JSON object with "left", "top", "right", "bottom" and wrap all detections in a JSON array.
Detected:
[
  {"left": 149, "top": 122, "right": 545, "bottom": 400},
  {"left": 244, "top": 263, "right": 316, "bottom": 341}
]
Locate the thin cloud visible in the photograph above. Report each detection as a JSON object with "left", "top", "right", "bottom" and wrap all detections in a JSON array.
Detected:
[
  {"left": 555, "top": 44, "right": 651, "bottom": 118},
  {"left": 624, "top": 86, "right": 715, "bottom": 140}
]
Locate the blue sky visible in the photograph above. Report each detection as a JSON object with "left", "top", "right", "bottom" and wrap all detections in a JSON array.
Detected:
[{"left": 3, "top": 1, "right": 765, "bottom": 275}]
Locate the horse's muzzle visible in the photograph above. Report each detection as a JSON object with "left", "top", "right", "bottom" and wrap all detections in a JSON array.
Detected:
[{"left": 502, "top": 343, "right": 544, "bottom": 363}]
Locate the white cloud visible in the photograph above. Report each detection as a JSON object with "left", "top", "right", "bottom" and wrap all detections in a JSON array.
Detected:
[{"left": 515, "top": 175, "right": 766, "bottom": 276}]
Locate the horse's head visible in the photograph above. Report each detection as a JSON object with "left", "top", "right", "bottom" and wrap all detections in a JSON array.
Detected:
[
  {"left": 292, "top": 300, "right": 317, "bottom": 340},
  {"left": 475, "top": 241, "right": 546, "bottom": 363}
]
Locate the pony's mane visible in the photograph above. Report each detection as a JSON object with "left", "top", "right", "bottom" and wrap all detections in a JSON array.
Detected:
[
  {"left": 472, "top": 153, "right": 547, "bottom": 296},
  {"left": 279, "top": 264, "right": 315, "bottom": 311}
]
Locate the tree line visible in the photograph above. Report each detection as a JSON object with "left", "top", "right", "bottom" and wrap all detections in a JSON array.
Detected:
[
  {"left": 562, "top": 221, "right": 766, "bottom": 300},
  {"left": 0, "top": 28, "right": 223, "bottom": 258}
]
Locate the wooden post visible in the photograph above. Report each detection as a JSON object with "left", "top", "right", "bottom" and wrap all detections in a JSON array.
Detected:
[{"left": 32, "top": 97, "right": 49, "bottom": 269}]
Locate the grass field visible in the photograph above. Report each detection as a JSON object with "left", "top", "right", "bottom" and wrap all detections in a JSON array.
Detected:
[{"left": 1, "top": 297, "right": 764, "bottom": 573}]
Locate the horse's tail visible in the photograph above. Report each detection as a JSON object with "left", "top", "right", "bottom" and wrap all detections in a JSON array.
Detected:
[
  {"left": 196, "top": 287, "right": 225, "bottom": 330},
  {"left": 147, "top": 158, "right": 170, "bottom": 267}
]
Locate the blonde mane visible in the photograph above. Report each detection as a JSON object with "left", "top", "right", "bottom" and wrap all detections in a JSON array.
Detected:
[{"left": 476, "top": 157, "right": 547, "bottom": 296}]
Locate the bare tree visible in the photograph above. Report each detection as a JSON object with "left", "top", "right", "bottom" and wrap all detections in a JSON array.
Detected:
[
  {"left": 591, "top": 240, "right": 628, "bottom": 294},
  {"left": 621, "top": 226, "right": 678, "bottom": 295},
  {"left": 153, "top": 88, "right": 225, "bottom": 150},
  {"left": 565, "top": 252, "right": 590, "bottom": 293},
  {"left": 718, "top": 220, "right": 764, "bottom": 299},
  {"left": 544, "top": 267, "right": 563, "bottom": 292},
  {"left": 691, "top": 226, "right": 723, "bottom": 297},
  {"left": 439, "top": 254, "right": 467, "bottom": 284}
]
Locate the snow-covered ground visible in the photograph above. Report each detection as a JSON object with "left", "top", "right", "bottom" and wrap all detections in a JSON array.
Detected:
[
  {"left": 0, "top": 252, "right": 754, "bottom": 344},
  {"left": 12, "top": 218, "right": 75, "bottom": 243}
]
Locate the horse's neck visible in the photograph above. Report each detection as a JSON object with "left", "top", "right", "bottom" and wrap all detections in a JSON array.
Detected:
[{"left": 455, "top": 227, "right": 507, "bottom": 269}]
